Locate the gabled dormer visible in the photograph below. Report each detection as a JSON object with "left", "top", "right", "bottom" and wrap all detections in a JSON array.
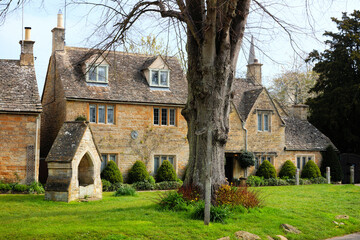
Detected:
[
  {"left": 143, "top": 56, "right": 171, "bottom": 88},
  {"left": 84, "top": 54, "right": 110, "bottom": 84}
]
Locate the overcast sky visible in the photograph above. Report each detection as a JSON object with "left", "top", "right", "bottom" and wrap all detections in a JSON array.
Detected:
[{"left": 0, "top": 0, "right": 359, "bottom": 96}]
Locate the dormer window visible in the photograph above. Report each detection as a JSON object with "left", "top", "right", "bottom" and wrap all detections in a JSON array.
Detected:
[
  {"left": 87, "top": 64, "right": 108, "bottom": 83},
  {"left": 150, "top": 69, "right": 169, "bottom": 87}
]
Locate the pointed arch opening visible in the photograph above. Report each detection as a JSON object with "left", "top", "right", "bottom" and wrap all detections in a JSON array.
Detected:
[{"left": 78, "top": 152, "right": 94, "bottom": 186}]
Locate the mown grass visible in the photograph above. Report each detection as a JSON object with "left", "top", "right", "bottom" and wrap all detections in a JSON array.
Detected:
[{"left": 0, "top": 184, "right": 359, "bottom": 240}]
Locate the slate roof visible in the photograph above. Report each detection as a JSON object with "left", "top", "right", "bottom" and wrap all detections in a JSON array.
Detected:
[
  {"left": 284, "top": 116, "right": 335, "bottom": 151},
  {"left": 0, "top": 59, "right": 42, "bottom": 113},
  {"left": 54, "top": 47, "right": 187, "bottom": 105}
]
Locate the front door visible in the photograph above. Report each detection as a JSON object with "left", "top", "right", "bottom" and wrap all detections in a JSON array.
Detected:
[{"left": 225, "top": 154, "right": 234, "bottom": 182}]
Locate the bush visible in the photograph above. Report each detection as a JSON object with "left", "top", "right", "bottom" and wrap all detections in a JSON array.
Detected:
[
  {"left": 156, "top": 181, "right": 182, "bottom": 190},
  {"left": 0, "top": 183, "right": 11, "bottom": 192},
  {"left": 155, "top": 160, "right": 177, "bottom": 182},
  {"left": 75, "top": 115, "right": 87, "bottom": 121},
  {"left": 265, "top": 178, "right": 289, "bottom": 186},
  {"left": 320, "top": 145, "right": 343, "bottom": 182},
  {"left": 148, "top": 176, "right": 156, "bottom": 185},
  {"left": 238, "top": 151, "right": 255, "bottom": 168},
  {"left": 246, "top": 176, "right": 265, "bottom": 187},
  {"left": 301, "top": 160, "right": 321, "bottom": 179},
  {"left": 28, "top": 182, "right": 45, "bottom": 194},
  {"left": 279, "top": 160, "right": 297, "bottom": 178},
  {"left": 256, "top": 160, "right": 276, "bottom": 179},
  {"left": 13, "top": 184, "right": 29, "bottom": 193},
  {"left": 127, "top": 161, "right": 149, "bottom": 184},
  {"left": 101, "top": 161, "right": 123, "bottom": 184},
  {"left": 177, "top": 184, "right": 201, "bottom": 202},
  {"left": 102, "top": 179, "right": 112, "bottom": 191},
  {"left": 310, "top": 177, "right": 327, "bottom": 184},
  {"left": 215, "top": 184, "right": 263, "bottom": 208},
  {"left": 190, "top": 201, "right": 231, "bottom": 223},
  {"left": 114, "top": 184, "right": 136, "bottom": 196},
  {"left": 132, "top": 181, "right": 155, "bottom": 191},
  {"left": 158, "top": 191, "right": 188, "bottom": 211}
]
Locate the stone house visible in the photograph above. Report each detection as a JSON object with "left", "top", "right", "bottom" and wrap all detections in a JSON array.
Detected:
[
  {"left": 0, "top": 27, "right": 42, "bottom": 183},
  {"left": 40, "top": 14, "right": 334, "bottom": 183}
]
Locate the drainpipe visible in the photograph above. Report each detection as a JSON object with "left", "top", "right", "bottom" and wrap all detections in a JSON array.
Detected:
[{"left": 241, "top": 121, "right": 248, "bottom": 177}]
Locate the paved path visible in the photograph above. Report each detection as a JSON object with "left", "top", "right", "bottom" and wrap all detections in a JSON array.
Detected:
[{"left": 326, "top": 233, "right": 360, "bottom": 240}]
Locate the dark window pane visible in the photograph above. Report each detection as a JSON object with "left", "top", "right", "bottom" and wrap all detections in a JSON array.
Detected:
[
  {"left": 98, "top": 105, "right": 105, "bottom": 123},
  {"left": 161, "top": 108, "right": 168, "bottom": 125},
  {"left": 109, "top": 154, "right": 116, "bottom": 162},
  {"left": 89, "top": 67, "right": 96, "bottom": 81},
  {"left": 160, "top": 71, "right": 168, "bottom": 86},
  {"left": 107, "top": 106, "right": 114, "bottom": 124},
  {"left": 153, "top": 108, "right": 159, "bottom": 125},
  {"left": 264, "top": 114, "right": 269, "bottom": 131},
  {"left": 257, "top": 113, "right": 262, "bottom": 131},
  {"left": 152, "top": 70, "right": 159, "bottom": 85},
  {"left": 154, "top": 156, "right": 160, "bottom": 173},
  {"left": 161, "top": 156, "right": 167, "bottom": 164},
  {"left": 90, "top": 105, "right": 96, "bottom": 123},
  {"left": 169, "top": 109, "right": 175, "bottom": 125},
  {"left": 98, "top": 66, "right": 107, "bottom": 82},
  {"left": 297, "top": 157, "right": 301, "bottom": 169},
  {"left": 168, "top": 156, "right": 174, "bottom": 165}
]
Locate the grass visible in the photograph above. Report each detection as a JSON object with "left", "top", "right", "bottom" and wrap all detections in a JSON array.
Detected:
[{"left": 0, "top": 184, "right": 359, "bottom": 240}]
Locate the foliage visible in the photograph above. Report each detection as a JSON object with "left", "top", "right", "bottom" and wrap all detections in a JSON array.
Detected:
[
  {"left": 265, "top": 178, "right": 290, "bottom": 186},
  {"left": 306, "top": 10, "right": 360, "bottom": 154},
  {"left": 246, "top": 176, "right": 325, "bottom": 186},
  {"left": 320, "top": 145, "right": 343, "bottom": 182},
  {"left": 256, "top": 160, "right": 277, "bottom": 179},
  {"left": 190, "top": 201, "right": 231, "bottom": 223},
  {"left": 279, "top": 160, "right": 297, "bottom": 178},
  {"left": 101, "top": 161, "right": 123, "bottom": 184},
  {"left": 301, "top": 160, "right": 321, "bottom": 179},
  {"left": 148, "top": 176, "right": 156, "bottom": 185},
  {"left": 310, "top": 177, "right": 327, "bottom": 184},
  {"left": 28, "top": 181, "right": 45, "bottom": 194},
  {"left": 177, "top": 184, "right": 201, "bottom": 202},
  {"left": 215, "top": 184, "right": 263, "bottom": 209},
  {"left": 114, "top": 184, "right": 136, "bottom": 196},
  {"left": 246, "top": 176, "right": 265, "bottom": 187},
  {"left": 13, "top": 184, "right": 29, "bottom": 193},
  {"left": 157, "top": 191, "right": 188, "bottom": 211},
  {"left": 237, "top": 151, "right": 255, "bottom": 169},
  {"left": 156, "top": 181, "right": 182, "bottom": 190},
  {"left": 102, "top": 179, "right": 112, "bottom": 192},
  {"left": 155, "top": 160, "right": 177, "bottom": 182},
  {"left": 0, "top": 182, "right": 12, "bottom": 192},
  {"left": 132, "top": 180, "right": 155, "bottom": 191},
  {"left": 127, "top": 161, "right": 149, "bottom": 184},
  {"left": 75, "top": 115, "right": 87, "bottom": 121}
]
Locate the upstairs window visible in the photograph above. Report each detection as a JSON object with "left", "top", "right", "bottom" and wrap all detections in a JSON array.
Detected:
[
  {"left": 153, "top": 107, "right": 176, "bottom": 126},
  {"left": 150, "top": 69, "right": 169, "bottom": 87},
  {"left": 257, "top": 112, "right": 271, "bottom": 132},
  {"left": 87, "top": 65, "right": 108, "bottom": 83},
  {"left": 89, "top": 104, "right": 115, "bottom": 124}
]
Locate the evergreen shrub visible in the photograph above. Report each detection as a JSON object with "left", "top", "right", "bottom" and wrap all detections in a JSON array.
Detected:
[
  {"left": 301, "top": 160, "right": 321, "bottom": 179},
  {"left": 155, "top": 160, "right": 177, "bottom": 182},
  {"left": 279, "top": 160, "right": 297, "bottom": 178},
  {"left": 238, "top": 151, "right": 255, "bottom": 168},
  {"left": 320, "top": 145, "right": 343, "bottom": 182},
  {"left": 101, "top": 161, "right": 123, "bottom": 184},
  {"left": 28, "top": 181, "right": 45, "bottom": 194},
  {"left": 256, "top": 160, "right": 276, "bottom": 179},
  {"left": 158, "top": 191, "right": 188, "bottom": 211},
  {"left": 156, "top": 181, "right": 181, "bottom": 190},
  {"left": 102, "top": 179, "right": 112, "bottom": 191},
  {"left": 127, "top": 160, "right": 149, "bottom": 184},
  {"left": 132, "top": 181, "right": 154, "bottom": 190},
  {"left": 114, "top": 184, "right": 136, "bottom": 196}
]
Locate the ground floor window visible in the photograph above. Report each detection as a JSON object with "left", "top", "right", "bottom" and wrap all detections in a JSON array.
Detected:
[
  {"left": 296, "top": 155, "right": 314, "bottom": 171},
  {"left": 101, "top": 153, "right": 117, "bottom": 172},
  {"left": 255, "top": 155, "right": 274, "bottom": 169},
  {"left": 154, "top": 155, "right": 175, "bottom": 173}
]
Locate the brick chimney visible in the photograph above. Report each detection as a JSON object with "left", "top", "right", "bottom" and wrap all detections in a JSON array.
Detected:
[
  {"left": 246, "top": 36, "right": 263, "bottom": 85},
  {"left": 52, "top": 10, "right": 65, "bottom": 53},
  {"left": 290, "top": 104, "right": 309, "bottom": 120},
  {"left": 19, "top": 27, "right": 35, "bottom": 66}
]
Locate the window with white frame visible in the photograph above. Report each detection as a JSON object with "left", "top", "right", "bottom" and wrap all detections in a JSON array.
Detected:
[
  {"left": 296, "top": 155, "right": 314, "bottom": 171},
  {"left": 255, "top": 155, "right": 274, "bottom": 169},
  {"left": 101, "top": 153, "right": 117, "bottom": 172},
  {"left": 257, "top": 112, "right": 271, "bottom": 132},
  {"left": 154, "top": 155, "right": 175, "bottom": 173},
  {"left": 87, "top": 64, "right": 108, "bottom": 83},
  {"left": 153, "top": 107, "right": 176, "bottom": 126},
  {"left": 150, "top": 69, "right": 169, "bottom": 87},
  {"left": 89, "top": 104, "right": 115, "bottom": 124}
]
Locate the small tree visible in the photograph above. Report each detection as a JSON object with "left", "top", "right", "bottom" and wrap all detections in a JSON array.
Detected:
[
  {"left": 301, "top": 160, "right": 321, "bottom": 179},
  {"left": 320, "top": 145, "right": 343, "bottom": 182},
  {"left": 155, "top": 160, "right": 177, "bottom": 182},
  {"left": 101, "top": 161, "right": 123, "bottom": 184},
  {"left": 127, "top": 160, "right": 149, "bottom": 184},
  {"left": 279, "top": 160, "right": 297, "bottom": 178},
  {"left": 256, "top": 160, "right": 276, "bottom": 179},
  {"left": 237, "top": 151, "right": 255, "bottom": 169}
]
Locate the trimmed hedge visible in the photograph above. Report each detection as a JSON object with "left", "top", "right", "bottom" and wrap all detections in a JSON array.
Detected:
[
  {"left": 155, "top": 160, "right": 177, "bottom": 182},
  {"left": 301, "top": 160, "right": 321, "bottom": 179},
  {"left": 127, "top": 161, "right": 150, "bottom": 184},
  {"left": 101, "top": 161, "right": 123, "bottom": 184},
  {"left": 238, "top": 151, "right": 255, "bottom": 168},
  {"left": 320, "top": 145, "right": 343, "bottom": 182},
  {"left": 279, "top": 160, "right": 297, "bottom": 178},
  {"left": 0, "top": 182, "right": 44, "bottom": 194},
  {"left": 256, "top": 160, "right": 276, "bottom": 179}
]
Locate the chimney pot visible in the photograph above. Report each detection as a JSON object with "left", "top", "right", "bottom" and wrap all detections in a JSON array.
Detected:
[
  {"left": 25, "top": 27, "right": 31, "bottom": 41},
  {"left": 57, "top": 11, "right": 64, "bottom": 28}
]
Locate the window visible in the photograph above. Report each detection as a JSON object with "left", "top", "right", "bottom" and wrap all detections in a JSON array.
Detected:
[
  {"left": 150, "top": 69, "right": 169, "bottom": 87},
  {"left": 87, "top": 65, "right": 108, "bottom": 83},
  {"left": 153, "top": 107, "right": 176, "bottom": 126},
  {"left": 257, "top": 112, "right": 271, "bottom": 131},
  {"left": 255, "top": 155, "right": 274, "bottom": 169},
  {"left": 89, "top": 104, "right": 115, "bottom": 124},
  {"left": 101, "top": 153, "right": 117, "bottom": 172},
  {"left": 154, "top": 155, "right": 176, "bottom": 173},
  {"left": 296, "top": 155, "right": 314, "bottom": 171}
]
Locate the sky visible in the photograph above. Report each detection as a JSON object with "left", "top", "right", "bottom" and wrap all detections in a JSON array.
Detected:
[{"left": 0, "top": 0, "right": 359, "bottom": 96}]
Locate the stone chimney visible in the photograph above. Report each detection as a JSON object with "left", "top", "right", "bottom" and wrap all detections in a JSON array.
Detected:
[
  {"left": 52, "top": 10, "right": 65, "bottom": 53},
  {"left": 246, "top": 36, "right": 263, "bottom": 85},
  {"left": 19, "top": 27, "right": 35, "bottom": 66},
  {"left": 290, "top": 104, "right": 309, "bottom": 120}
]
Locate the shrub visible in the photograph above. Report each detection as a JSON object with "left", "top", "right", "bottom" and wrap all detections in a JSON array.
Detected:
[
  {"left": 238, "top": 151, "right": 255, "bottom": 168},
  {"left": 75, "top": 115, "right": 87, "bottom": 121},
  {"left": 190, "top": 201, "right": 231, "bottom": 223},
  {"left": 320, "top": 145, "right": 343, "bottom": 182},
  {"left": 155, "top": 160, "right": 177, "bottom": 182},
  {"left": 265, "top": 178, "right": 289, "bottom": 186},
  {"left": 301, "top": 160, "right": 321, "bottom": 179},
  {"left": 101, "top": 161, "right": 123, "bottom": 184},
  {"left": 13, "top": 184, "right": 29, "bottom": 193},
  {"left": 132, "top": 181, "right": 155, "bottom": 190},
  {"left": 148, "top": 176, "right": 156, "bottom": 185},
  {"left": 246, "top": 176, "right": 265, "bottom": 187},
  {"left": 177, "top": 184, "right": 201, "bottom": 202},
  {"left": 256, "top": 160, "right": 276, "bottom": 179},
  {"left": 28, "top": 182, "right": 45, "bottom": 194},
  {"left": 156, "top": 181, "right": 182, "bottom": 190},
  {"left": 279, "top": 160, "right": 297, "bottom": 178},
  {"left": 158, "top": 191, "right": 188, "bottom": 211},
  {"left": 102, "top": 179, "right": 112, "bottom": 191},
  {"left": 215, "top": 184, "right": 263, "bottom": 208},
  {"left": 310, "top": 177, "right": 327, "bottom": 184},
  {"left": 0, "top": 183, "right": 11, "bottom": 192},
  {"left": 114, "top": 184, "right": 136, "bottom": 196},
  {"left": 127, "top": 161, "right": 149, "bottom": 184}
]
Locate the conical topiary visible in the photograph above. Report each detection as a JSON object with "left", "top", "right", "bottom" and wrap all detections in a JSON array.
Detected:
[
  {"left": 256, "top": 160, "right": 276, "bottom": 179},
  {"left": 279, "top": 160, "right": 297, "bottom": 178},
  {"left": 155, "top": 160, "right": 177, "bottom": 182},
  {"left": 320, "top": 145, "right": 343, "bottom": 182},
  {"left": 301, "top": 160, "right": 321, "bottom": 179},
  {"left": 127, "top": 160, "right": 149, "bottom": 184},
  {"left": 101, "top": 161, "right": 123, "bottom": 184}
]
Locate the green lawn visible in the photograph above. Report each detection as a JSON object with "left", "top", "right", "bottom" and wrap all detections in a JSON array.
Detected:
[{"left": 0, "top": 184, "right": 359, "bottom": 240}]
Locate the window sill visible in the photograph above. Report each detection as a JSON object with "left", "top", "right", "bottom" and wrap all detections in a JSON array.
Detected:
[{"left": 86, "top": 81, "right": 109, "bottom": 86}]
